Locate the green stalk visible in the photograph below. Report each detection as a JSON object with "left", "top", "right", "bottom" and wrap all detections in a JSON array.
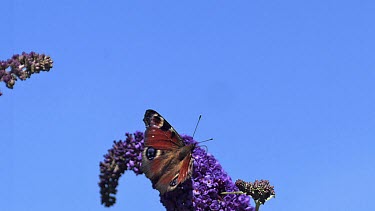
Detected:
[
  {"left": 220, "top": 191, "right": 244, "bottom": 195},
  {"left": 255, "top": 200, "right": 261, "bottom": 211}
]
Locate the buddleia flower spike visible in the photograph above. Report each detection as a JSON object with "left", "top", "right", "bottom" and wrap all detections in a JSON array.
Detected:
[
  {"left": 0, "top": 52, "right": 53, "bottom": 96},
  {"left": 99, "top": 132, "right": 255, "bottom": 210}
]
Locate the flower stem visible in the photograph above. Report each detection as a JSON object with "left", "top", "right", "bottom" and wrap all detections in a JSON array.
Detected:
[
  {"left": 221, "top": 191, "right": 244, "bottom": 195},
  {"left": 255, "top": 200, "right": 261, "bottom": 211}
]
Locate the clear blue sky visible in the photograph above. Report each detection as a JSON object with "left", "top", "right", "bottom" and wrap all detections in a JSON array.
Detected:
[{"left": 1, "top": 1, "right": 374, "bottom": 210}]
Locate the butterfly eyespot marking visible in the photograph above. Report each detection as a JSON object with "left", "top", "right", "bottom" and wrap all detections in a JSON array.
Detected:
[
  {"left": 152, "top": 115, "right": 163, "bottom": 126},
  {"left": 146, "top": 147, "right": 156, "bottom": 160},
  {"left": 169, "top": 175, "right": 178, "bottom": 187}
]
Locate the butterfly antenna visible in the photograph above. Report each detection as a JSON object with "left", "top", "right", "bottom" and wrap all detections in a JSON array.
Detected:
[
  {"left": 192, "top": 114, "right": 202, "bottom": 139},
  {"left": 198, "top": 138, "right": 214, "bottom": 153},
  {"left": 199, "top": 138, "right": 213, "bottom": 144}
]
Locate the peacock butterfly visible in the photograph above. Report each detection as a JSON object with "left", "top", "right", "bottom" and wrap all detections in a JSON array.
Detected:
[{"left": 141, "top": 109, "right": 195, "bottom": 194}]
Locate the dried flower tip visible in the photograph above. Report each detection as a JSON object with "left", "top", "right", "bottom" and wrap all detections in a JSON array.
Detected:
[{"left": 235, "top": 179, "right": 275, "bottom": 205}]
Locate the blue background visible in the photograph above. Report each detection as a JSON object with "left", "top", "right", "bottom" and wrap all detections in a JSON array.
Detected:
[{"left": 1, "top": 1, "right": 374, "bottom": 210}]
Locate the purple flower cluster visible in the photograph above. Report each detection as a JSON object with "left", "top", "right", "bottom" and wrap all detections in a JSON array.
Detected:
[
  {"left": 98, "top": 132, "right": 144, "bottom": 207},
  {"left": 0, "top": 52, "right": 53, "bottom": 95},
  {"left": 99, "top": 132, "right": 254, "bottom": 211}
]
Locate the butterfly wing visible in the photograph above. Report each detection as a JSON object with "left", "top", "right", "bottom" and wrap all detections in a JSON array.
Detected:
[
  {"left": 141, "top": 109, "right": 194, "bottom": 194},
  {"left": 153, "top": 150, "right": 194, "bottom": 194},
  {"left": 177, "top": 151, "right": 194, "bottom": 185},
  {"left": 143, "top": 109, "right": 184, "bottom": 148}
]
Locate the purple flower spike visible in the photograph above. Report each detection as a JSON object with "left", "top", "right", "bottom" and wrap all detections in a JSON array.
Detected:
[
  {"left": 0, "top": 52, "right": 53, "bottom": 95},
  {"left": 98, "top": 131, "right": 144, "bottom": 207},
  {"left": 99, "top": 132, "right": 254, "bottom": 211}
]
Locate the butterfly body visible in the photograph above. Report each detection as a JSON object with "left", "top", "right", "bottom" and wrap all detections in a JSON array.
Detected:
[{"left": 141, "top": 109, "right": 195, "bottom": 194}]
